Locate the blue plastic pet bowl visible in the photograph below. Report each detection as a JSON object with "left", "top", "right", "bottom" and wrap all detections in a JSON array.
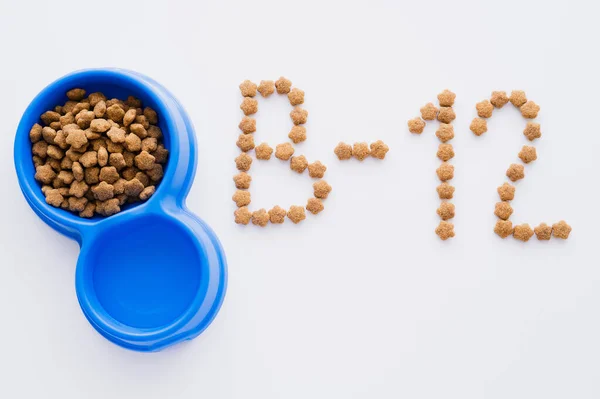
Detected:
[{"left": 14, "top": 69, "right": 227, "bottom": 351}]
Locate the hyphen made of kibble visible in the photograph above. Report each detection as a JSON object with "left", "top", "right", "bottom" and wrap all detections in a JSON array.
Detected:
[{"left": 31, "top": 88, "right": 168, "bottom": 217}]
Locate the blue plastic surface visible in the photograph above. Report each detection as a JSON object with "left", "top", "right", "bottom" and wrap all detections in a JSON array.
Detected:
[{"left": 14, "top": 69, "right": 227, "bottom": 352}]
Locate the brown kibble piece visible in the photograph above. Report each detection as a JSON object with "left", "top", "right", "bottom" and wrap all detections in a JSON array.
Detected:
[
  {"left": 520, "top": 101, "right": 540, "bottom": 119},
  {"left": 146, "top": 164, "right": 164, "bottom": 182},
  {"left": 497, "top": 183, "right": 515, "bottom": 201},
  {"left": 437, "top": 202, "right": 455, "bottom": 220},
  {"left": 234, "top": 206, "right": 252, "bottom": 225},
  {"left": 506, "top": 164, "right": 525, "bottom": 182},
  {"left": 494, "top": 220, "right": 514, "bottom": 238},
  {"left": 93, "top": 101, "right": 106, "bottom": 118},
  {"left": 106, "top": 104, "right": 125, "bottom": 122},
  {"left": 54, "top": 130, "right": 68, "bottom": 149},
  {"left": 139, "top": 186, "right": 156, "bottom": 200},
  {"left": 97, "top": 199, "right": 121, "bottom": 216},
  {"left": 420, "top": 103, "right": 438, "bottom": 121},
  {"left": 135, "top": 151, "right": 155, "bottom": 170},
  {"left": 99, "top": 166, "right": 120, "bottom": 184},
  {"left": 275, "top": 143, "right": 294, "bottom": 160},
  {"left": 72, "top": 162, "right": 84, "bottom": 181},
  {"left": 286, "top": 153, "right": 308, "bottom": 173},
  {"left": 239, "top": 80, "right": 257, "bottom": 97},
  {"left": 334, "top": 142, "right": 352, "bottom": 160},
  {"left": 46, "top": 145, "right": 64, "bottom": 160},
  {"left": 518, "top": 146, "right": 537, "bottom": 163},
  {"left": 60, "top": 112, "right": 75, "bottom": 127},
  {"left": 255, "top": 143, "right": 273, "bottom": 160},
  {"left": 435, "top": 221, "right": 455, "bottom": 240},
  {"left": 79, "top": 151, "right": 98, "bottom": 168},
  {"left": 69, "top": 180, "right": 89, "bottom": 198},
  {"left": 408, "top": 117, "right": 426, "bottom": 134},
  {"left": 66, "top": 129, "right": 88, "bottom": 149},
  {"left": 268, "top": 206, "right": 286, "bottom": 224},
  {"left": 436, "top": 162, "right": 454, "bottom": 181},
  {"left": 88, "top": 92, "right": 106, "bottom": 107},
  {"left": 92, "top": 181, "right": 115, "bottom": 201},
  {"left": 123, "top": 108, "right": 137, "bottom": 126},
  {"left": 275, "top": 77, "right": 292, "bottom": 94},
  {"left": 552, "top": 220, "right": 572, "bottom": 239},
  {"left": 240, "top": 98, "right": 258, "bottom": 115},
  {"left": 134, "top": 171, "right": 150, "bottom": 188},
  {"left": 509, "top": 90, "right": 527, "bottom": 107},
  {"left": 534, "top": 223, "right": 552, "bottom": 240},
  {"left": 79, "top": 202, "right": 95, "bottom": 218},
  {"left": 490, "top": 91, "right": 509, "bottom": 108},
  {"left": 76, "top": 110, "right": 95, "bottom": 129},
  {"left": 35, "top": 164, "right": 56, "bottom": 184},
  {"left": 470, "top": 118, "right": 488, "bottom": 136},
  {"left": 130, "top": 123, "right": 148, "bottom": 139},
  {"left": 313, "top": 180, "right": 332, "bottom": 199},
  {"left": 437, "top": 89, "right": 456, "bottom": 107},
  {"left": 494, "top": 202, "right": 513, "bottom": 220},
  {"left": 290, "top": 107, "right": 308, "bottom": 125},
  {"left": 143, "top": 107, "right": 158, "bottom": 124},
  {"left": 306, "top": 198, "right": 324, "bottom": 215},
  {"left": 237, "top": 134, "right": 255, "bottom": 152},
  {"left": 113, "top": 178, "right": 126, "bottom": 195},
  {"left": 107, "top": 127, "right": 126, "bottom": 143},
  {"left": 125, "top": 133, "right": 142, "bottom": 152},
  {"left": 56, "top": 170, "right": 74, "bottom": 186},
  {"left": 66, "top": 88, "right": 86, "bottom": 101},
  {"left": 288, "top": 126, "right": 307, "bottom": 144},
  {"left": 353, "top": 142, "right": 370, "bottom": 161},
  {"left": 370, "top": 140, "right": 389, "bottom": 160},
  {"left": 45, "top": 189, "right": 64, "bottom": 207},
  {"left": 288, "top": 88, "right": 304, "bottom": 106},
  {"left": 233, "top": 172, "right": 252, "bottom": 189},
  {"left": 437, "top": 183, "right": 455, "bottom": 199},
  {"left": 523, "top": 122, "right": 541, "bottom": 141},
  {"left": 32, "top": 141, "right": 48, "bottom": 158},
  {"left": 257, "top": 80, "right": 275, "bottom": 97},
  {"left": 232, "top": 190, "right": 251, "bottom": 207},
  {"left": 42, "top": 127, "right": 57, "bottom": 144},
  {"left": 68, "top": 197, "right": 87, "bottom": 212},
  {"left": 152, "top": 145, "right": 169, "bottom": 164},
  {"left": 30, "top": 123, "right": 42, "bottom": 143},
  {"left": 106, "top": 140, "right": 123, "bottom": 154},
  {"left": 97, "top": 147, "right": 108, "bottom": 167},
  {"left": 90, "top": 118, "right": 111, "bottom": 133},
  {"left": 141, "top": 138, "right": 158, "bottom": 153},
  {"left": 476, "top": 100, "right": 494, "bottom": 118},
  {"left": 436, "top": 123, "right": 454, "bottom": 142},
  {"left": 41, "top": 111, "right": 61, "bottom": 125},
  {"left": 287, "top": 205, "right": 306, "bottom": 224},
  {"left": 513, "top": 224, "right": 534, "bottom": 242},
  {"left": 84, "top": 167, "right": 100, "bottom": 185},
  {"left": 235, "top": 153, "right": 253, "bottom": 171},
  {"left": 437, "top": 144, "right": 454, "bottom": 161},
  {"left": 251, "top": 209, "right": 269, "bottom": 227},
  {"left": 124, "top": 178, "right": 145, "bottom": 197},
  {"left": 308, "top": 161, "right": 327, "bottom": 178},
  {"left": 238, "top": 117, "right": 256, "bottom": 134},
  {"left": 437, "top": 107, "right": 456, "bottom": 124}
]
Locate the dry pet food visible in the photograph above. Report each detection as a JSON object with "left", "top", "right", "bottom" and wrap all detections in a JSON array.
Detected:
[
  {"left": 334, "top": 142, "right": 353, "bottom": 160},
  {"left": 288, "top": 126, "right": 307, "bottom": 144},
  {"left": 308, "top": 161, "right": 327, "bottom": 178},
  {"left": 290, "top": 107, "right": 308, "bottom": 125},
  {"left": 437, "top": 144, "right": 454, "bottom": 161},
  {"left": 257, "top": 80, "right": 275, "bottom": 97},
  {"left": 523, "top": 122, "right": 541, "bottom": 141},
  {"left": 552, "top": 220, "right": 572, "bottom": 239},
  {"left": 518, "top": 146, "right": 537, "bottom": 163},
  {"left": 235, "top": 152, "right": 253, "bottom": 171},
  {"left": 494, "top": 202, "right": 513, "bottom": 220},
  {"left": 288, "top": 88, "right": 305, "bottom": 106},
  {"left": 435, "top": 221, "right": 455, "bottom": 240},
  {"left": 232, "top": 190, "right": 251, "bottom": 207},
  {"left": 290, "top": 155, "right": 308, "bottom": 173},
  {"left": 255, "top": 143, "right": 274, "bottom": 160},
  {"left": 240, "top": 97, "right": 258, "bottom": 115},
  {"left": 470, "top": 118, "right": 488, "bottom": 136},
  {"left": 268, "top": 206, "right": 287, "bottom": 224},
  {"left": 437, "top": 202, "right": 455, "bottom": 220},
  {"left": 275, "top": 143, "right": 295, "bottom": 160},
  {"left": 520, "top": 101, "right": 540, "bottom": 119},
  {"left": 420, "top": 103, "right": 438, "bottom": 120},
  {"left": 534, "top": 223, "right": 552, "bottom": 240},
  {"left": 236, "top": 134, "right": 255, "bottom": 152},
  {"left": 239, "top": 80, "right": 257, "bottom": 97},
  {"left": 506, "top": 164, "right": 525, "bottom": 182},
  {"left": 313, "top": 180, "right": 332, "bottom": 199},
  {"left": 233, "top": 172, "right": 252, "bottom": 189},
  {"left": 497, "top": 183, "right": 516, "bottom": 201},
  {"left": 494, "top": 220, "right": 513, "bottom": 238},
  {"left": 490, "top": 91, "right": 509, "bottom": 108},
  {"left": 509, "top": 90, "right": 527, "bottom": 107},
  {"left": 275, "top": 77, "right": 292, "bottom": 94},
  {"left": 513, "top": 223, "right": 534, "bottom": 242},
  {"left": 437, "top": 183, "right": 455, "bottom": 199},
  {"left": 251, "top": 209, "right": 269, "bottom": 227},
  {"left": 287, "top": 205, "right": 306, "bottom": 224},
  {"left": 31, "top": 88, "right": 167, "bottom": 218},
  {"left": 234, "top": 206, "right": 252, "bottom": 225},
  {"left": 306, "top": 198, "right": 324, "bottom": 214},
  {"left": 436, "top": 163, "right": 454, "bottom": 181},
  {"left": 437, "top": 107, "right": 456, "bottom": 124},
  {"left": 437, "top": 90, "right": 456, "bottom": 107},
  {"left": 408, "top": 117, "right": 426, "bottom": 134},
  {"left": 370, "top": 140, "right": 389, "bottom": 160},
  {"left": 476, "top": 100, "right": 494, "bottom": 118},
  {"left": 352, "top": 142, "right": 370, "bottom": 161},
  {"left": 436, "top": 124, "right": 455, "bottom": 142},
  {"left": 239, "top": 117, "right": 256, "bottom": 134}
]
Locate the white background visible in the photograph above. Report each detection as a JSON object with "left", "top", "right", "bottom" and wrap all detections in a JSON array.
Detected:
[{"left": 0, "top": 0, "right": 598, "bottom": 398}]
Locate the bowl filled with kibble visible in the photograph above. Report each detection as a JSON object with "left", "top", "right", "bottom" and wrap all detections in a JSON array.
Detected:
[{"left": 14, "top": 69, "right": 227, "bottom": 351}]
